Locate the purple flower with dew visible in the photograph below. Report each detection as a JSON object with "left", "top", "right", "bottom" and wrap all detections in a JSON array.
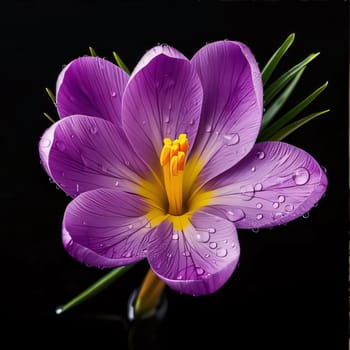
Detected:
[{"left": 39, "top": 41, "right": 327, "bottom": 296}]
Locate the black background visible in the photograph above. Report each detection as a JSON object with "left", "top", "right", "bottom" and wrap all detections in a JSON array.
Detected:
[{"left": 8, "top": 1, "right": 349, "bottom": 349}]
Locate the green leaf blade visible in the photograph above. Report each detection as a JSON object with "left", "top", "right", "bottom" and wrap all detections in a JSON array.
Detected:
[
  {"left": 260, "top": 81, "right": 329, "bottom": 141},
  {"left": 264, "top": 52, "right": 320, "bottom": 106},
  {"left": 267, "top": 109, "right": 330, "bottom": 141},
  {"left": 89, "top": 46, "right": 97, "bottom": 57},
  {"left": 262, "top": 33, "right": 295, "bottom": 86},
  {"left": 261, "top": 66, "right": 305, "bottom": 130},
  {"left": 113, "top": 51, "right": 131, "bottom": 74}
]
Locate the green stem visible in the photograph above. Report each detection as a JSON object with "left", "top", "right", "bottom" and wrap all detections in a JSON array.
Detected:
[{"left": 56, "top": 265, "right": 134, "bottom": 315}]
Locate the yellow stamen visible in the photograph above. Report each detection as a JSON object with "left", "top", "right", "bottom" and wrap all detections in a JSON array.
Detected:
[{"left": 160, "top": 134, "right": 189, "bottom": 215}]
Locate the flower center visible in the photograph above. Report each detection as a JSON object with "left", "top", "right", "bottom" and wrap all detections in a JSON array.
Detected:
[{"left": 160, "top": 134, "right": 189, "bottom": 215}]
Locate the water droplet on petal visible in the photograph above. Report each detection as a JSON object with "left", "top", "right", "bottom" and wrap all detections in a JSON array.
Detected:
[
  {"left": 272, "top": 202, "right": 279, "bottom": 209},
  {"left": 302, "top": 212, "right": 310, "bottom": 219},
  {"left": 254, "top": 183, "right": 263, "bottom": 191},
  {"left": 76, "top": 184, "right": 80, "bottom": 193},
  {"left": 293, "top": 167, "right": 310, "bottom": 185},
  {"left": 256, "top": 151, "right": 265, "bottom": 159},
  {"left": 189, "top": 118, "right": 195, "bottom": 125},
  {"left": 226, "top": 208, "right": 245, "bottom": 221},
  {"left": 223, "top": 133, "right": 240, "bottom": 145},
  {"left": 251, "top": 166, "right": 256, "bottom": 172},
  {"left": 205, "top": 253, "right": 210, "bottom": 258},
  {"left": 240, "top": 184, "right": 255, "bottom": 200},
  {"left": 145, "top": 222, "right": 152, "bottom": 228},
  {"left": 273, "top": 212, "right": 284, "bottom": 220},
  {"left": 208, "top": 227, "right": 216, "bottom": 234},
  {"left": 284, "top": 204, "right": 294, "bottom": 212},
  {"left": 115, "top": 180, "right": 119, "bottom": 186},
  {"left": 209, "top": 242, "right": 217, "bottom": 249},
  {"left": 42, "top": 139, "right": 51, "bottom": 147},
  {"left": 231, "top": 242, "right": 236, "bottom": 248},
  {"left": 128, "top": 224, "right": 133, "bottom": 229},
  {"left": 125, "top": 160, "right": 130, "bottom": 166},
  {"left": 111, "top": 91, "right": 116, "bottom": 97},
  {"left": 205, "top": 125, "right": 212, "bottom": 133},
  {"left": 177, "top": 275, "right": 183, "bottom": 280},
  {"left": 183, "top": 250, "right": 191, "bottom": 257},
  {"left": 256, "top": 202, "right": 263, "bottom": 209},
  {"left": 216, "top": 248, "right": 228, "bottom": 257},
  {"left": 256, "top": 213, "right": 263, "bottom": 220},
  {"left": 196, "top": 267, "right": 205, "bottom": 275},
  {"left": 89, "top": 125, "right": 98, "bottom": 134},
  {"left": 172, "top": 233, "right": 179, "bottom": 240},
  {"left": 196, "top": 231, "right": 210, "bottom": 243},
  {"left": 164, "top": 116, "right": 170, "bottom": 123},
  {"left": 278, "top": 195, "right": 286, "bottom": 203},
  {"left": 55, "top": 141, "right": 66, "bottom": 152}
]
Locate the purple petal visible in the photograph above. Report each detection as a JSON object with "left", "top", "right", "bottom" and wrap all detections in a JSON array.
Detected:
[
  {"left": 39, "top": 115, "right": 151, "bottom": 198},
  {"left": 56, "top": 57, "right": 129, "bottom": 126},
  {"left": 62, "top": 189, "right": 155, "bottom": 268},
  {"left": 147, "top": 211, "right": 240, "bottom": 295},
  {"left": 122, "top": 45, "right": 203, "bottom": 170},
  {"left": 204, "top": 141, "right": 327, "bottom": 229},
  {"left": 188, "top": 40, "right": 263, "bottom": 185}
]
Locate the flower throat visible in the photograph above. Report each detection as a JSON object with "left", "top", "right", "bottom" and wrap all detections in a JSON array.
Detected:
[{"left": 160, "top": 134, "right": 189, "bottom": 215}]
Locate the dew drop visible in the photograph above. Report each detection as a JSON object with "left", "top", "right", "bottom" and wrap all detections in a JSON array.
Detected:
[
  {"left": 177, "top": 275, "right": 183, "bottom": 280},
  {"left": 254, "top": 183, "right": 263, "bottom": 191},
  {"left": 183, "top": 250, "right": 191, "bottom": 257},
  {"left": 123, "top": 252, "right": 132, "bottom": 258},
  {"left": 128, "top": 224, "right": 133, "bottom": 229},
  {"left": 272, "top": 202, "right": 279, "bottom": 209},
  {"left": 273, "top": 212, "right": 284, "bottom": 220},
  {"left": 256, "top": 151, "right": 265, "bottom": 159},
  {"left": 251, "top": 166, "right": 256, "bottom": 172},
  {"left": 216, "top": 248, "right": 228, "bottom": 257},
  {"left": 172, "top": 233, "right": 179, "bottom": 240},
  {"left": 189, "top": 118, "right": 195, "bottom": 125},
  {"left": 209, "top": 242, "right": 217, "bottom": 249},
  {"left": 76, "top": 184, "right": 80, "bottom": 193},
  {"left": 167, "top": 253, "right": 172, "bottom": 258},
  {"left": 142, "top": 120, "right": 146, "bottom": 125},
  {"left": 223, "top": 133, "right": 240, "bottom": 145},
  {"left": 99, "top": 243, "right": 104, "bottom": 247},
  {"left": 145, "top": 222, "right": 152, "bottom": 228},
  {"left": 164, "top": 116, "right": 170, "bottom": 123},
  {"left": 284, "top": 204, "right": 294, "bottom": 212},
  {"left": 115, "top": 180, "right": 119, "bottom": 186},
  {"left": 240, "top": 184, "right": 255, "bottom": 200},
  {"left": 55, "top": 141, "right": 66, "bottom": 152},
  {"left": 208, "top": 227, "right": 216, "bottom": 234},
  {"left": 293, "top": 167, "right": 310, "bottom": 185},
  {"left": 111, "top": 91, "right": 117, "bottom": 97},
  {"left": 226, "top": 208, "right": 245, "bottom": 221},
  {"left": 42, "top": 139, "right": 51, "bottom": 148},
  {"left": 302, "top": 212, "right": 310, "bottom": 219},
  {"left": 205, "top": 125, "right": 212, "bottom": 132},
  {"left": 205, "top": 253, "right": 210, "bottom": 258},
  {"left": 196, "top": 231, "right": 210, "bottom": 243},
  {"left": 256, "top": 213, "right": 263, "bottom": 220},
  {"left": 231, "top": 242, "right": 236, "bottom": 248},
  {"left": 278, "top": 195, "right": 286, "bottom": 203},
  {"left": 196, "top": 267, "right": 205, "bottom": 276},
  {"left": 89, "top": 125, "right": 98, "bottom": 134},
  {"left": 256, "top": 202, "right": 263, "bottom": 209}
]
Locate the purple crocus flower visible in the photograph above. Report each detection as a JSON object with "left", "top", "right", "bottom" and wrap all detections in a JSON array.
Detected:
[{"left": 39, "top": 41, "right": 327, "bottom": 296}]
